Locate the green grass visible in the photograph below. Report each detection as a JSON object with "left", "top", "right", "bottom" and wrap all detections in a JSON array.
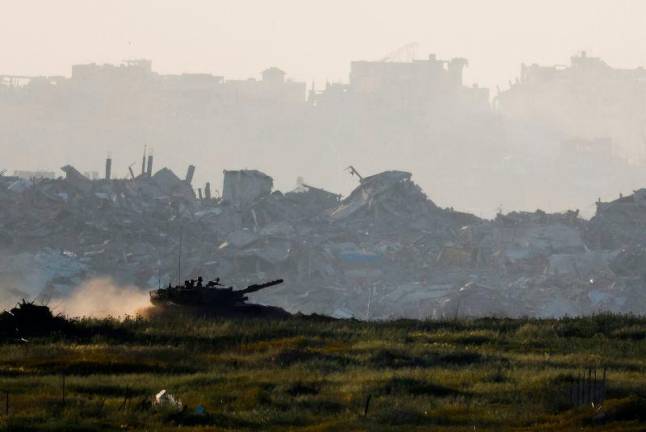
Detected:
[{"left": 1, "top": 313, "right": 645, "bottom": 431}]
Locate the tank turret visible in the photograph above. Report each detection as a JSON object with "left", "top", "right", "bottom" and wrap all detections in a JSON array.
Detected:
[{"left": 149, "top": 277, "right": 283, "bottom": 310}]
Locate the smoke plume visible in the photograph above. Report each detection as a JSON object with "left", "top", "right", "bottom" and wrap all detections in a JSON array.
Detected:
[{"left": 52, "top": 277, "right": 150, "bottom": 319}]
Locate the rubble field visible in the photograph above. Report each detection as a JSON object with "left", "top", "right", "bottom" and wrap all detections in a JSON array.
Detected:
[{"left": 1, "top": 164, "right": 646, "bottom": 319}]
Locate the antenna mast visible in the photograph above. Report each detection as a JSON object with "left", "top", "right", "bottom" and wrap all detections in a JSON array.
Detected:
[{"left": 177, "top": 228, "right": 183, "bottom": 286}]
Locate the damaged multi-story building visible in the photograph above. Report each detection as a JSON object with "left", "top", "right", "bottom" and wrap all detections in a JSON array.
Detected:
[
  {"left": 497, "top": 51, "right": 646, "bottom": 162},
  {"left": 3, "top": 52, "right": 646, "bottom": 219},
  {"left": 310, "top": 54, "right": 489, "bottom": 112},
  {"left": 0, "top": 54, "right": 498, "bottom": 215}
]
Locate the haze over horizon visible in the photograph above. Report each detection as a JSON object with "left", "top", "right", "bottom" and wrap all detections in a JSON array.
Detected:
[
  {"left": 4, "top": 0, "right": 646, "bottom": 219},
  {"left": 3, "top": 0, "right": 646, "bottom": 90}
]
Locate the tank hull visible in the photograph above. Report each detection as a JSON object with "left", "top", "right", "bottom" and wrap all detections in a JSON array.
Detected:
[{"left": 148, "top": 278, "right": 283, "bottom": 309}]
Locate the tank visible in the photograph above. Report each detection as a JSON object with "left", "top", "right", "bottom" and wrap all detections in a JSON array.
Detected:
[
  {"left": 1, "top": 300, "right": 69, "bottom": 338},
  {"left": 149, "top": 277, "right": 284, "bottom": 309}
]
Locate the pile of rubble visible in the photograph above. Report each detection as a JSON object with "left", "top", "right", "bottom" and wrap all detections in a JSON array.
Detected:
[{"left": 1, "top": 161, "right": 645, "bottom": 319}]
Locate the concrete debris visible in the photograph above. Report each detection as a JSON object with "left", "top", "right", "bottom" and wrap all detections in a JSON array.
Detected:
[
  {"left": 151, "top": 168, "right": 195, "bottom": 200},
  {"left": 7, "top": 179, "right": 33, "bottom": 194},
  {"left": 2, "top": 162, "right": 646, "bottom": 319},
  {"left": 222, "top": 169, "right": 273, "bottom": 207}
]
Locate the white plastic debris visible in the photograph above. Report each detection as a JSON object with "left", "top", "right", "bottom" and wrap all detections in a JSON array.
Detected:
[{"left": 154, "top": 389, "right": 183, "bottom": 410}]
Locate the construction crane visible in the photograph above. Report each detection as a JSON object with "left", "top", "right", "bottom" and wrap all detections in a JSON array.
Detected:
[{"left": 380, "top": 42, "right": 419, "bottom": 62}]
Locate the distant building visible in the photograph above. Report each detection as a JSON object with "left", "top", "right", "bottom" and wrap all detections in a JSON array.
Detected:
[
  {"left": 71, "top": 59, "right": 153, "bottom": 81},
  {"left": 262, "top": 67, "right": 286, "bottom": 83},
  {"left": 311, "top": 54, "right": 489, "bottom": 112},
  {"left": 222, "top": 67, "right": 306, "bottom": 105},
  {"left": 350, "top": 54, "right": 467, "bottom": 94},
  {"left": 160, "top": 73, "right": 224, "bottom": 92},
  {"left": 1, "top": 59, "right": 306, "bottom": 106},
  {"left": 497, "top": 52, "right": 646, "bottom": 161},
  {"left": 69, "top": 59, "right": 155, "bottom": 94}
]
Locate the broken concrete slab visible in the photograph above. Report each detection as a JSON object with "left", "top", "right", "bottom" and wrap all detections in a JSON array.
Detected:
[{"left": 222, "top": 169, "right": 273, "bottom": 207}]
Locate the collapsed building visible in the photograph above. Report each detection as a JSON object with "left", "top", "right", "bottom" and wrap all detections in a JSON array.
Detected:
[{"left": 1, "top": 160, "right": 645, "bottom": 319}]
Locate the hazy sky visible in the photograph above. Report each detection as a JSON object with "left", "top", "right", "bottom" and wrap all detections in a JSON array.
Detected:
[{"left": 3, "top": 0, "right": 646, "bottom": 90}]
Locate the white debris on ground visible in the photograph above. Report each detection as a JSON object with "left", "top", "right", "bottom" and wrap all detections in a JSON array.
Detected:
[{"left": 154, "top": 390, "right": 183, "bottom": 410}]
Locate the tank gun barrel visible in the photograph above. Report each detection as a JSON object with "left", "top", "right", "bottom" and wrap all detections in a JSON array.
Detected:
[{"left": 240, "top": 279, "right": 283, "bottom": 295}]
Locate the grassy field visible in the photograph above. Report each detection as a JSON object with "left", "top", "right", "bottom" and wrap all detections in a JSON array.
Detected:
[{"left": 0, "top": 313, "right": 645, "bottom": 431}]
